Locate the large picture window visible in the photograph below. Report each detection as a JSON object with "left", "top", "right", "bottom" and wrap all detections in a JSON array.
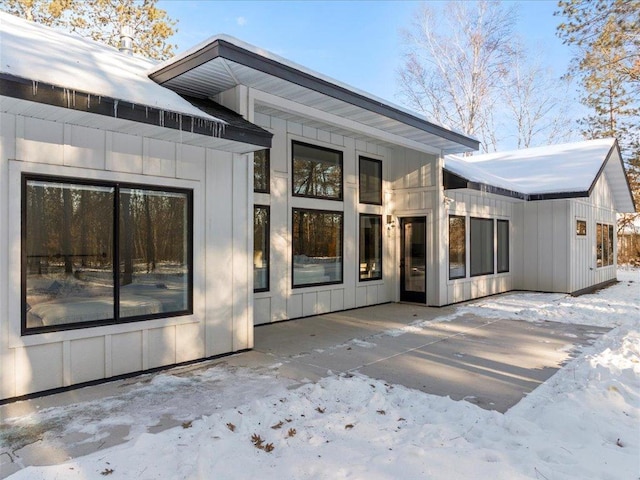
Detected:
[
  {"left": 292, "top": 141, "right": 343, "bottom": 200},
  {"left": 470, "top": 217, "right": 494, "bottom": 277},
  {"left": 23, "top": 175, "right": 192, "bottom": 334},
  {"left": 292, "top": 208, "right": 343, "bottom": 287},
  {"left": 359, "top": 214, "right": 382, "bottom": 281},
  {"left": 359, "top": 157, "right": 382, "bottom": 205},
  {"left": 254, "top": 205, "right": 270, "bottom": 292},
  {"left": 497, "top": 219, "right": 509, "bottom": 273},
  {"left": 597, "top": 222, "right": 614, "bottom": 267},
  {"left": 449, "top": 215, "right": 466, "bottom": 279},
  {"left": 254, "top": 149, "right": 270, "bottom": 193}
]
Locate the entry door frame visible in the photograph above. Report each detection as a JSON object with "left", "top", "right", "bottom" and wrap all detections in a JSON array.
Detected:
[{"left": 399, "top": 215, "right": 427, "bottom": 304}]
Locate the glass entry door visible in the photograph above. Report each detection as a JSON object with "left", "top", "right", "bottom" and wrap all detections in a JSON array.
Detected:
[{"left": 400, "top": 217, "right": 427, "bottom": 303}]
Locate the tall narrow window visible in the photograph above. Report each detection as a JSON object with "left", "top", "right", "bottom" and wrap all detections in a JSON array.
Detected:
[
  {"left": 607, "top": 224, "right": 614, "bottom": 266},
  {"left": 292, "top": 209, "right": 343, "bottom": 287},
  {"left": 497, "top": 220, "right": 509, "bottom": 273},
  {"left": 596, "top": 223, "right": 603, "bottom": 267},
  {"left": 359, "top": 157, "right": 382, "bottom": 205},
  {"left": 470, "top": 217, "right": 494, "bottom": 276},
  {"left": 254, "top": 149, "right": 270, "bottom": 193},
  {"left": 23, "top": 175, "right": 192, "bottom": 334},
  {"left": 254, "top": 205, "right": 270, "bottom": 292},
  {"left": 292, "top": 141, "right": 343, "bottom": 200},
  {"left": 359, "top": 214, "right": 382, "bottom": 281},
  {"left": 448, "top": 215, "right": 466, "bottom": 279}
]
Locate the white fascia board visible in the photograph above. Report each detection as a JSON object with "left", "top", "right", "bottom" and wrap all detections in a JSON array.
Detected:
[{"left": 250, "top": 89, "right": 442, "bottom": 156}]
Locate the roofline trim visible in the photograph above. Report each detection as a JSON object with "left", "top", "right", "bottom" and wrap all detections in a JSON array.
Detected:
[
  {"left": 0, "top": 73, "right": 272, "bottom": 148},
  {"left": 586, "top": 139, "right": 636, "bottom": 212},
  {"left": 443, "top": 167, "right": 594, "bottom": 202},
  {"left": 149, "top": 38, "right": 480, "bottom": 151}
]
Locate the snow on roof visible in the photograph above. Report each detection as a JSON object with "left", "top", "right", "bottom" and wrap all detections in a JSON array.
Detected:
[
  {"left": 0, "top": 12, "right": 224, "bottom": 123},
  {"left": 445, "top": 138, "right": 616, "bottom": 196}
]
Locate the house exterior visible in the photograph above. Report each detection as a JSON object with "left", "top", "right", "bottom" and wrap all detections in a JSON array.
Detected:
[{"left": 0, "top": 13, "right": 635, "bottom": 401}]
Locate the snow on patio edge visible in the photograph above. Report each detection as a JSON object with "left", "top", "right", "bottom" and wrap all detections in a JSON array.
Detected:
[{"left": 6, "top": 270, "right": 639, "bottom": 480}]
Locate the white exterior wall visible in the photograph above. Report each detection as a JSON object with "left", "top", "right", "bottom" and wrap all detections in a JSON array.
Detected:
[
  {"left": 387, "top": 147, "right": 439, "bottom": 305},
  {"left": 441, "top": 189, "right": 515, "bottom": 305},
  {"left": 512, "top": 174, "right": 617, "bottom": 294},
  {"left": 512, "top": 200, "right": 570, "bottom": 293},
  {"left": 0, "top": 110, "right": 252, "bottom": 399},
  {"left": 568, "top": 173, "right": 618, "bottom": 292},
  {"left": 251, "top": 111, "right": 398, "bottom": 324}
]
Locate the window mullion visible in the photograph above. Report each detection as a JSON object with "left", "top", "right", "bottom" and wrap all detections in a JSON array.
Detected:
[{"left": 113, "top": 184, "right": 120, "bottom": 323}]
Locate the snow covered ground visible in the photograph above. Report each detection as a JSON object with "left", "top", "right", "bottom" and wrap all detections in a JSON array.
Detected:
[{"left": 5, "top": 269, "right": 639, "bottom": 479}]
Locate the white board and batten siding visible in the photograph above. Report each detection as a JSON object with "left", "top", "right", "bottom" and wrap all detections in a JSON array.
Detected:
[
  {"left": 388, "top": 147, "right": 440, "bottom": 305},
  {"left": 252, "top": 112, "right": 394, "bottom": 325},
  {"left": 511, "top": 200, "right": 571, "bottom": 293},
  {"left": 569, "top": 172, "right": 617, "bottom": 293},
  {"left": 443, "top": 189, "right": 515, "bottom": 305},
  {"left": 0, "top": 111, "right": 252, "bottom": 399}
]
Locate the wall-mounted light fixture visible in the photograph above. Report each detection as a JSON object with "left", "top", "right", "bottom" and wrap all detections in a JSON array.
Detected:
[{"left": 386, "top": 214, "right": 395, "bottom": 230}]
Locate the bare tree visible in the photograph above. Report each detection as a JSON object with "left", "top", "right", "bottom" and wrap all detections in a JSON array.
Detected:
[
  {"left": 398, "top": 0, "right": 576, "bottom": 152},
  {"left": 398, "top": 1, "right": 518, "bottom": 152},
  {"left": 505, "top": 55, "right": 575, "bottom": 148}
]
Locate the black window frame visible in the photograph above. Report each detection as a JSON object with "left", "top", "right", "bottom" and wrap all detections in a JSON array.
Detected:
[
  {"left": 291, "top": 207, "right": 344, "bottom": 288},
  {"left": 469, "top": 217, "right": 495, "bottom": 277},
  {"left": 597, "top": 222, "right": 615, "bottom": 267},
  {"left": 448, "top": 215, "right": 467, "bottom": 280},
  {"left": 21, "top": 173, "right": 194, "bottom": 335},
  {"left": 359, "top": 214, "right": 383, "bottom": 282},
  {"left": 291, "top": 140, "right": 343, "bottom": 201},
  {"left": 358, "top": 156, "right": 383, "bottom": 205},
  {"left": 253, "top": 205, "right": 270, "bottom": 293},
  {"left": 576, "top": 219, "right": 587, "bottom": 236},
  {"left": 497, "top": 219, "right": 509, "bottom": 274},
  {"left": 253, "top": 149, "right": 270, "bottom": 194}
]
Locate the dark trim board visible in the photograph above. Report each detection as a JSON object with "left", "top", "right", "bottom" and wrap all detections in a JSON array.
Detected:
[
  {"left": 0, "top": 74, "right": 272, "bottom": 148},
  {"left": 570, "top": 279, "right": 618, "bottom": 297},
  {"left": 444, "top": 168, "right": 592, "bottom": 202},
  {"left": 150, "top": 39, "right": 480, "bottom": 151},
  {"left": 0, "top": 349, "right": 251, "bottom": 406}
]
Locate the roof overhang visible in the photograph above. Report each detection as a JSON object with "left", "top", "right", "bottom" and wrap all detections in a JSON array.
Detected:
[
  {"left": 0, "top": 73, "right": 271, "bottom": 153},
  {"left": 444, "top": 140, "right": 636, "bottom": 212},
  {"left": 149, "top": 37, "right": 479, "bottom": 155}
]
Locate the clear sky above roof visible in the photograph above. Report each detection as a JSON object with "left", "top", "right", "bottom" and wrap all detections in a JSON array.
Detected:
[{"left": 158, "top": 0, "right": 574, "bottom": 140}]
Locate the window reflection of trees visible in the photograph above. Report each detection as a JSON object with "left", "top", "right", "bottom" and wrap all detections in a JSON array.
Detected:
[
  {"left": 292, "top": 142, "right": 342, "bottom": 200},
  {"left": 24, "top": 179, "right": 190, "bottom": 331}
]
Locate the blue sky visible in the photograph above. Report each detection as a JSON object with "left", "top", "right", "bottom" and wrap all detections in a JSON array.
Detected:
[{"left": 158, "top": 0, "right": 574, "bottom": 119}]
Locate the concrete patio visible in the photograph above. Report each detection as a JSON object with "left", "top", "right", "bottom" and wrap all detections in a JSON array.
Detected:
[
  {"left": 0, "top": 302, "right": 609, "bottom": 478},
  {"left": 246, "top": 303, "right": 609, "bottom": 412}
]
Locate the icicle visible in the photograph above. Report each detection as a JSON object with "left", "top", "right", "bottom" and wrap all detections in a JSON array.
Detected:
[
  {"left": 145, "top": 106, "right": 149, "bottom": 118},
  {"left": 31, "top": 80, "right": 38, "bottom": 96},
  {"left": 113, "top": 99, "right": 119, "bottom": 118},
  {"left": 87, "top": 94, "right": 91, "bottom": 109},
  {"left": 159, "top": 110, "right": 164, "bottom": 127},
  {"left": 71, "top": 90, "right": 76, "bottom": 107},
  {"left": 98, "top": 96, "right": 102, "bottom": 104}
]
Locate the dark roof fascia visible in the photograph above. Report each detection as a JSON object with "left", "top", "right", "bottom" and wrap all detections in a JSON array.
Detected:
[
  {"left": 0, "top": 73, "right": 270, "bottom": 148},
  {"left": 443, "top": 168, "right": 525, "bottom": 200},
  {"left": 180, "top": 95, "right": 272, "bottom": 148},
  {"left": 150, "top": 39, "right": 480, "bottom": 151},
  {"left": 527, "top": 191, "right": 590, "bottom": 201},
  {"left": 587, "top": 140, "right": 616, "bottom": 197},
  {"left": 443, "top": 167, "right": 607, "bottom": 202}
]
